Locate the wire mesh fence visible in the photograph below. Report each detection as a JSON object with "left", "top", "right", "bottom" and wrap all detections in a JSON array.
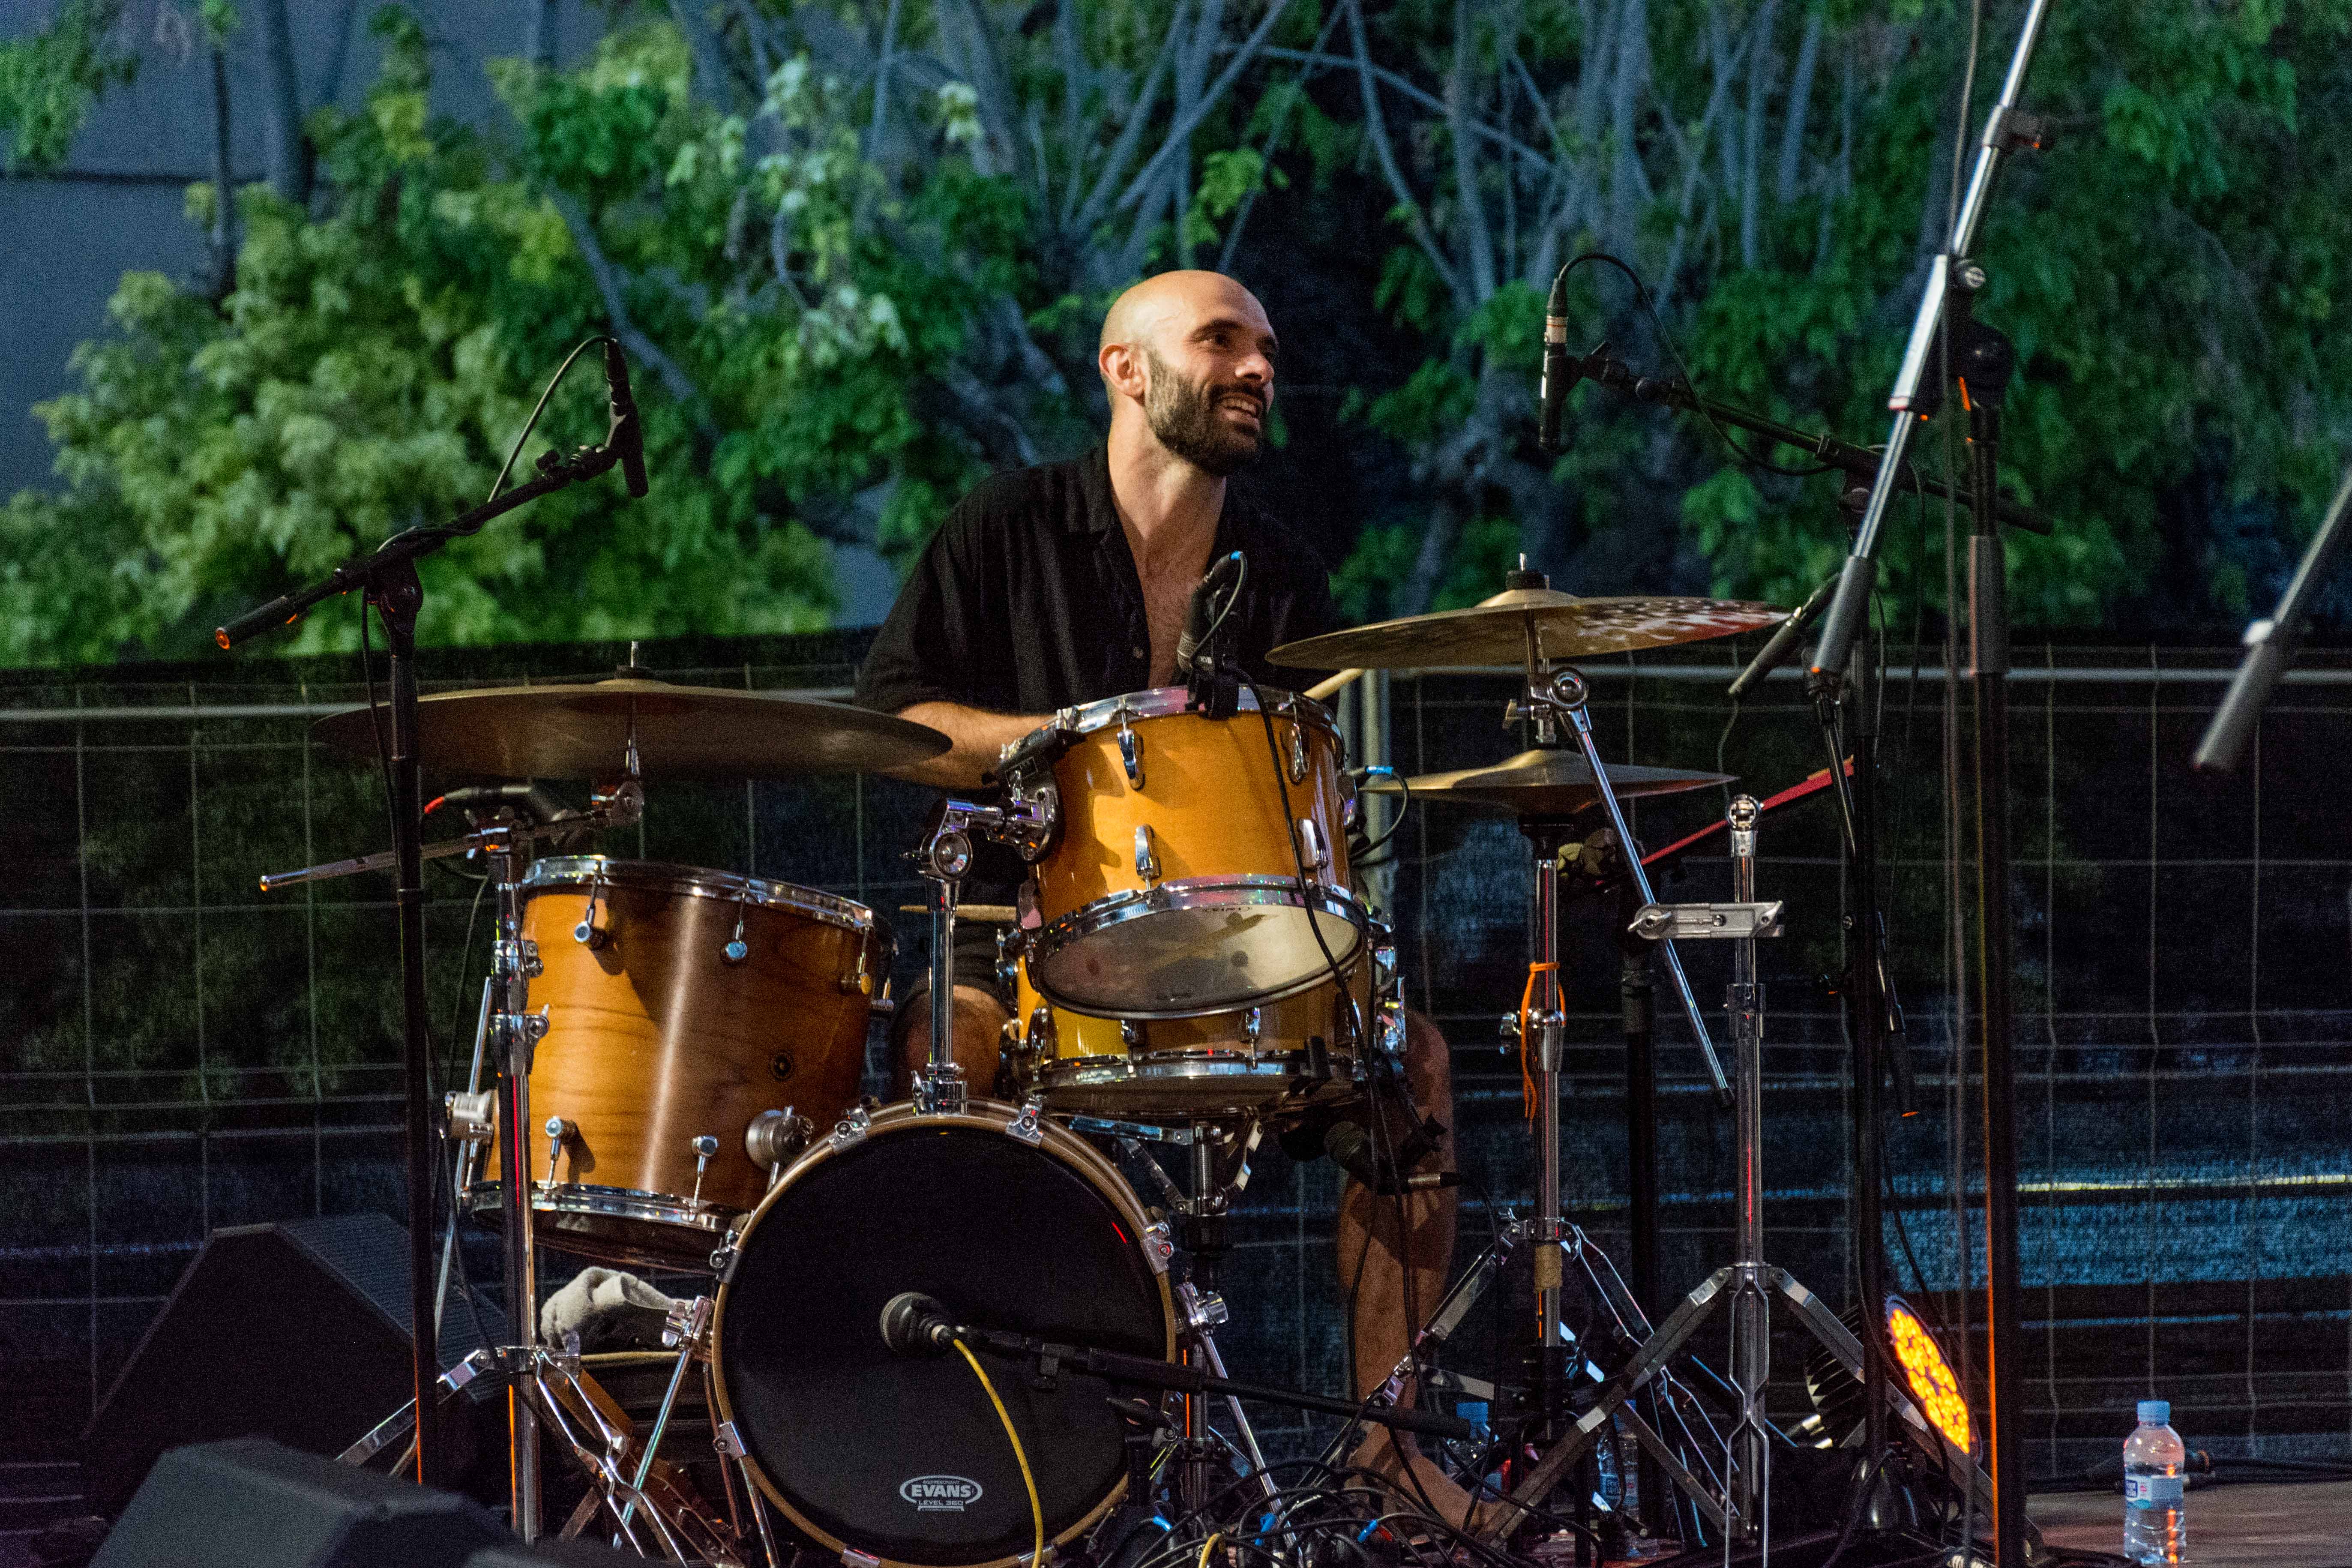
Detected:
[{"left": 3, "top": 633, "right": 2347, "bottom": 1484}]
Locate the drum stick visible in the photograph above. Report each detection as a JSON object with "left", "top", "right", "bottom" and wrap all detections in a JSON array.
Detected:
[
  {"left": 1305, "top": 667, "right": 1366, "bottom": 703},
  {"left": 900, "top": 903, "right": 1018, "bottom": 923}
]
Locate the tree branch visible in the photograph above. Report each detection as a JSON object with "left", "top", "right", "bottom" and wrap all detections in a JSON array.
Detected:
[
  {"left": 1346, "top": 0, "right": 1463, "bottom": 302},
  {"left": 551, "top": 192, "right": 702, "bottom": 408},
  {"left": 1109, "top": 0, "right": 1297, "bottom": 218}
]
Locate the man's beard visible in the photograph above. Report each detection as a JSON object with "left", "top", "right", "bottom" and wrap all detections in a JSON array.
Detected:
[{"left": 1143, "top": 351, "right": 1265, "bottom": 477}]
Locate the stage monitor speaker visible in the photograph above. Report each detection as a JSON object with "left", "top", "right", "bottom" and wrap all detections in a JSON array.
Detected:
[
  {"left": 90, "top": 1438, "right": 633, "bottom": 1568},
  {"left": 90, "top": 1437, "right": 501, "bottom": 1568},
  {"left": 83, "top": 1214, "right": 496, "bottom": 1517}
]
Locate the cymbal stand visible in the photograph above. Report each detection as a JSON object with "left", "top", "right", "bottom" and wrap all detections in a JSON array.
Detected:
[
  {"left": 267, "top": 774, "right": 645, "bottom": 1536},
  {"left": 1480, "top": 798, "right": 1886, "bottom": 1551}
]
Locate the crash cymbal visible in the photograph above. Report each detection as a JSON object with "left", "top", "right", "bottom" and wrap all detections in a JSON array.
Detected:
[
  {"left": 1268, "top": 586, "right": 1785, "bottom": 670},
  {"left": 312, "top": 677, "right": 949, "bottom": 780},
  {"left": 1365, "top": 749, "right": 1732, "bottom": 816}
]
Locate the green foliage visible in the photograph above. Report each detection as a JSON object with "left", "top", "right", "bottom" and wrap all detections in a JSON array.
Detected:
[
  {"left": 0, "top": 0, "right": 135, "bottom": 171},
  {"left": 2, "top": 6, "right": 1055, "bottom": 664}
]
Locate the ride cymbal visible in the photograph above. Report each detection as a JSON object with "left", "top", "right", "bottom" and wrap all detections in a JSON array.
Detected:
[
  {"left": 312, "top": 677, "right": 949, "bottom": 780},
  {"left": 1269, "top": 586, "right": 1785, "bottom": 670},
  {"left": 1365, "top": 749, "right": 1732, "bottom": 816}
]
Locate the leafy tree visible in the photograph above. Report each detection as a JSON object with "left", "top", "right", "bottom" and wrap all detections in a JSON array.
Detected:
[
  {"left": 1, "top": 0, "right": 1309, "bottom": 663},
  {"left": 1321, "top": 0, "right": 2352, "bottom": 632}
]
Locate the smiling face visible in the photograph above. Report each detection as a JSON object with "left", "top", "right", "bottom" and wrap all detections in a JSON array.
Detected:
[{"left": 1100, "top": 272, "right": 1279, "bottom": 477}]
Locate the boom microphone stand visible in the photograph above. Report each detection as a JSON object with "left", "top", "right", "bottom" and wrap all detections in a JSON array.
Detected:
[{"left": 218, "top": 393, "right": 644, "bottom": 1499}]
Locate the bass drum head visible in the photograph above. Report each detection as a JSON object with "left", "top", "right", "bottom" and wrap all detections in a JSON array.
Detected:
[{"left": 714, "top": 1105, "right": 1173, "bottom": 1568}]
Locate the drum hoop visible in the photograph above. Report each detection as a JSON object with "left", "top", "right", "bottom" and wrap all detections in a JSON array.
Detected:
[
  {"left": 708, "top": 1099, "right": 1176, "bottom": 1568},
  {"left": 1026, "top": 879, "right": 1367, "bottom": 1020},
  {"left": 467, "top": 1180, "right": 738, "bottom": 1231},
  {"left": 1040, "top": 1050, "right": 1366, "bottom": 1083},
  {"left": 520, "top": 856, "right": 878, "bottom": 935},
  {"left": 1058, "top": 684, "right": 1336, "bottom": 738}
]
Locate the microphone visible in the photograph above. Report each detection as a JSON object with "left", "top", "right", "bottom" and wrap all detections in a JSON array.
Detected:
[
  {"left": 1174, "top": 551, "right": 1245, "bottom": 678},
  {"left": 1727, "top": 572, "right": 1837, "bottom": 701},
  {"left": 1537, "top": 271, "right": 1572, "bottom": 453},
  {"left": 879, "top": 1291, "right": 958, "bottom": 1358},
  {"left": 602, "top": 338, "right": 649, "bottom": 499},
  {"left": 1323, "top": 1121, "right": 1457, "bottom": 1195}
]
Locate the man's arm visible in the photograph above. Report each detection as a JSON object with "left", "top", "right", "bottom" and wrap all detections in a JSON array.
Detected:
[{"left": 887, "top": 702, "right": 1050, "bottom": 790}]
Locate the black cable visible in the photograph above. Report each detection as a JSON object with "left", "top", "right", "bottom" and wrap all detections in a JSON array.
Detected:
[
  {"left": 1551, "top": 251, "right": 1837, "bottom": 479},
  {"left": 488, "top": 335, "right": 611, "bottom": 502}
]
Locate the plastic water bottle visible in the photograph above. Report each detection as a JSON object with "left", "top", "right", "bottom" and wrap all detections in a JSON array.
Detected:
[{"left": 2122, "top": 1399, "right": 2187, "bottom": 1564}]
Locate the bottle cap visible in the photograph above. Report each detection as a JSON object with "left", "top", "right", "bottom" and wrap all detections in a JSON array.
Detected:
[{"left": 2137, "top": 1399, "right": 2170, "bottom": 1426}]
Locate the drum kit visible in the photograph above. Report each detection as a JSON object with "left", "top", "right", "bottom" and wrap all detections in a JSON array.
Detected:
[{"left": 250, "top": 570, "right": 1987, "bottom": 1567}]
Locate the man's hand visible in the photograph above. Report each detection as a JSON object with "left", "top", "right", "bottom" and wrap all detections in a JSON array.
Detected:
[{"left": 889, "top": 702, "right": 1053, "bottom": 789}]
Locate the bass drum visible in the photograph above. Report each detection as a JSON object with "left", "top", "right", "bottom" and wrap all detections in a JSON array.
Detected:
[{"left": 712, "top": 1100, "right": 1176, "bottom": 1568}]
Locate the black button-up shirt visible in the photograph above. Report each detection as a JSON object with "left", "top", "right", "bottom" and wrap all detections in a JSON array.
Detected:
[
  {"left": 855, "top": 447, "right": 1338, "bottom": 934},
  {"left": 855, "top": 446, "right": 1336, "bottom": 721}
]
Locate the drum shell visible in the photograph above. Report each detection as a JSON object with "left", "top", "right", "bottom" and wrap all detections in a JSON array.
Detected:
[
  {"left": 1007, "top": 953, "right": 1372, "bottom": 1121},
  {"left": 1027, "top": 690, "right": 1361, "bottom": 1017},
  {"left": 711, "top": 1100, "right": 1176, "bottom": 1568},
  {"left": 482, "top": 857, "right": 884, "bottom": 1267}
]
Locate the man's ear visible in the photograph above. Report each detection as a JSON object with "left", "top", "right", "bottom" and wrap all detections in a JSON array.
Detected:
[{"left": 1100, "top": 341, "right": 1145, "bottom": 404}]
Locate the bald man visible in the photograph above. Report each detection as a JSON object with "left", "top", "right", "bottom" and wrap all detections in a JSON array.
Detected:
[{"left": 855, "top": 271, "right": 1470, "bottom": 1513}]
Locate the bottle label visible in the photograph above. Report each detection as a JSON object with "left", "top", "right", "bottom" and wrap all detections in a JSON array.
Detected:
[{"left": 2124, "top": 1472, "right": 2184, "bottom": 1509}]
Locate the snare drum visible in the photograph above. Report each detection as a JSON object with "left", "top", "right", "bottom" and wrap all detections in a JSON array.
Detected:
[
  {"left": 472, "top": 857, "right": 887, "bottom": 1269},
  {"left": 1004, "top": 932, "right": 1400, "bottom": 1121},
  {"left": 1022, "top": 687, "right": 1366, "bottom": 1019}
]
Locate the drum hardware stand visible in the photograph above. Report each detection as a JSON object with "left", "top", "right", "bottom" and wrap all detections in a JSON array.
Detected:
[
  {"left": 1106, "top": 1122, "right": 1267, "bottom": 1507},
  {"left": 913, "top": 794, "right": 1056, "bottom": 1115},
  {"left": 1480, "top": 799, "right": 1873, "bottom": 1552}
]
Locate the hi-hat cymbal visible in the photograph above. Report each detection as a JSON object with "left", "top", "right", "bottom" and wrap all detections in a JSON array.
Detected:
[
  {"left": 1366, "top": 749, "right": 1732, "bottom": 816},
  {"left": 312, "top": 677, "right": 949, "bottom": 780},
  {"left": 1269, "top": 586, "right": 1785, "bottom": 670}
]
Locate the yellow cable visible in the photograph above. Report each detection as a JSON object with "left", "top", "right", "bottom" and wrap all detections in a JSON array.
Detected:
[
  {"left": 951, "top": 1336, "right": 1043, "bottom": 1567},
  {"left": 1197, "top": 1532, "right": 1222, "bottom": 1568}
]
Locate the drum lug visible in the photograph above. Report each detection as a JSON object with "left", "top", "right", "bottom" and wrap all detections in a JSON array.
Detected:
[
  {"left": 1286, "top": 719, "right": 1308, "bottom": 785},
  {"left": 1117, "top": 713, "right": 1145, "bottom": 788},
  {"left": 687, "top": 1135, "right": 720, "bottom": 1208},
  {"left": 1118, "top": 1019, "right": 1143, "bottom": 1050},
  {"left": 1295, "top": 818, "right": 1330, "bottom": 878},
  {"left": 709, "top": 1222, "right": 747, "bottom": 1283},
  {"left": 574, "top": 873, "right": 608, "bottom": 947},
  {"left": 495, "top": 937, "right": 541, "bottom": 979},
  {"left": 541, "top": 1118, "right": 575, "bottom": 1188},
  {"left": 1006, "top": 1097, "right": 1046, "bottom": 1146},
  {"left": 841, "top": 1551, "right": 881, "bottom": 1568},
  {"left": 712, "top": 1419, "right": 747, "bottom": 1458},
  {"left": 1134, "top": 824, "right": 1160, "bottom": 881},
  {"left": 826, "top": 1105, "right": 871, "bottom": 1152},
  {"left": 723, "top": 898, "right": 750, "bottom": 966},
  {"left": 1240, "top": 1008, "right": 1262, "bottom": 1050},
  {"left": 1141, "top": 1219, "right": 1175, "bottom": 1274},
  {"left": 994, "top": 928, "right": 1022, "bottom": 993}
]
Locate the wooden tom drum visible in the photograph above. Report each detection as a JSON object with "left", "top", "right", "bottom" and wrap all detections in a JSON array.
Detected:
[
  {"left": 1021, "top": 688, "right": 1365, "bottom": 1019},
  {"left": 472, "top": 857, "right": 887, "bottom": 1269}
]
